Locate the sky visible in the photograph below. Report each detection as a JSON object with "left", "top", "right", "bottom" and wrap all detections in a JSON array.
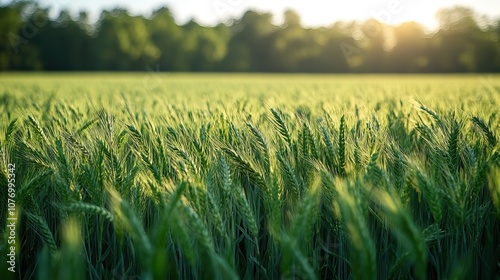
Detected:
[{"left": 10, "top": 0, "right": 500, "bottom": 30}]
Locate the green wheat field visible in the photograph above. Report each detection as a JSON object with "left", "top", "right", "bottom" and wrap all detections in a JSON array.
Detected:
[{"left": 1, "top": 73, "right": 499, "bottom": 279}]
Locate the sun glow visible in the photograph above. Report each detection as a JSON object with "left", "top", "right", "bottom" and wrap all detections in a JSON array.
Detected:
[{"left": 278, "top": 0, "right": 440, "bottom": 30}]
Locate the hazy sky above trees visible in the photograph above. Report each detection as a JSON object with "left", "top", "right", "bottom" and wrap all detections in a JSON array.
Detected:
[{"left": 9, "top": 0, "right": 500, "bottom": 29}]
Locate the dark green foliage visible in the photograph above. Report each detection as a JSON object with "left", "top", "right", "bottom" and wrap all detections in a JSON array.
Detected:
[{"left": 1, "top": 4, "right": 500, "bottom": 73}]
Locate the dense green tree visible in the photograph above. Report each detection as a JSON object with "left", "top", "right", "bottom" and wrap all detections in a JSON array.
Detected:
[
  {"left": 267, "top": 10, "right": 310, "bottom": 72},
  {"left": 428, "top": 7, "right": 497, "bottom": 72},
  {"left": 0, "top": 4, "right": 22, "bottom": 70},
  {"left": 357, "top": 19, "right": 389, "bottom": 73},
  {"left": 0, "top": 2, "right": 43, "bottom": 70},
  {"left": 31, "top": 10, "right": 92, "bottom": 70},
  {"left": 220, "top": 11, "right": 276, "bottom": 71},
  {"left": 185, "top": 21, "right": 229, "bottom": 71},
  {"left": 148, "top": 7, "right": 183, "bottom": 71},
  {"left": 0, "top": 2, "right": 499, "bottom": 73},
  {"left": 389, "top": 22, "right": 428, "bottom": 72},
  {"left": 93, "top": 9, "right": 160, "bottom": 70},
  {"left": 303, "top": 24, "right": 351, "bottom": 73}
]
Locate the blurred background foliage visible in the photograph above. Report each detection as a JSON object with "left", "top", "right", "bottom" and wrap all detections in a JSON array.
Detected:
[{"left": 0, "top": 1, "right": 499, "bottom": 72}]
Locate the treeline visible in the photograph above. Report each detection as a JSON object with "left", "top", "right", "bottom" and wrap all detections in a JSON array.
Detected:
[{"left": 1, "top": 2, "right": 500, "bottom": 72}]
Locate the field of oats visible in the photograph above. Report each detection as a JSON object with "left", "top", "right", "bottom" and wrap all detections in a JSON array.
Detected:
[{"left": 0, "top": 73, "right": 499, "bottom": 279}]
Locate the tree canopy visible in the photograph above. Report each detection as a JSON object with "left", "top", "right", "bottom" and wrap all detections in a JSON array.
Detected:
[{"left": 1, "top": 2, "right": 499, "bottom": 72}]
